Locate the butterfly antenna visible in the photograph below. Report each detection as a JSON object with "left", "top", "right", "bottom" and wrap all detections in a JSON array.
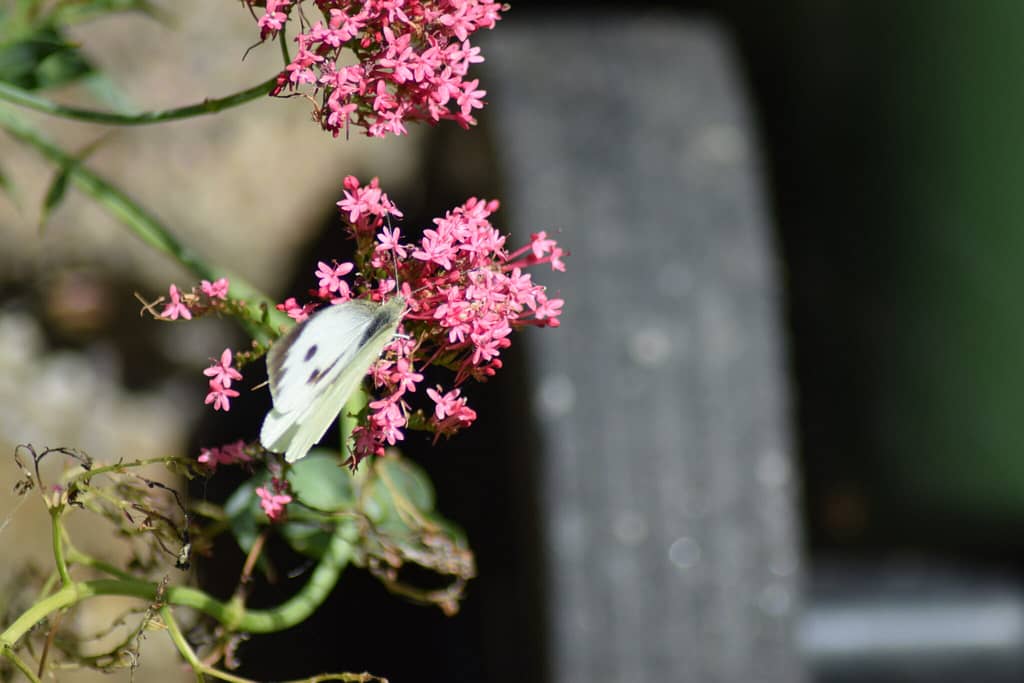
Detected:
[
  {"left": 385, "top": 213, "right": 402, "bottom": 294},
  {"left": 392, "top": 250, "right": 401, "bottom": 294}
]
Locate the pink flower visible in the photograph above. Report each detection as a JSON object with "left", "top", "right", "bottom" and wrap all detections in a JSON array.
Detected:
[
  {"left": 439, "top": 6, "right": 478, "bottom": 42},
  {"left": 244, "top": 0, "right": 506, "bottom": 138},
  {"left": 256, "top": 477, "right": 292, "bottom": 521},
  {"left": 412, "top": 228, "right": 457, "bottom": 269},
  {"left": 337, "top": 176, "right": 403, "bottom": 228},
  {"left": 530, "top": 231, "right": 557, "bottom": 259},
  {"left": 276, "top": 297, "right": 317, "bottom": 322},
  {"left": 388, "top": 357, "right": 423, "bottom": 395},
  {"left": 509, "top": 234, "right": 567, "bottom": 273},
  {"left": 367, "top": 397, "right": 407, "bottom": 447},
  {"left": 375, "top": 226, "right": 409, "bottom": 259},
  {"left": 257, "top": 0, "right": 291, "bottom": 39},
  {"left": 198, "top": 439, "right": 253, "bottom": 470},
  {"left": 263, "top": 176, "right": 564, "bottom": 467},
  {"left": 426, "top": 386, "right": 477, "bottom": 436},
  {"left": 315, "top": 261, "right": 354, "bottom": 296},
  {"left": 549, "top": 247, "right": 566, "bottom": 272},
  {"left": 197, "top": 447, "right": 219, "bottom": 468},
  {"left": 350, "top": 425, "right": 386, "bottom": 462},
  {"left": 204, "top": 349, "right": 243, "bottom": 411},
  {"left": 533, "top": 295, "right": 564, "bottom": 323},
  {"left": 161, "top": 284, "right": 192, "bottom": 320},
  {"left": 200, "top": 277, "right": 230, "bottom": 300},
  {"left": 456, "top": 78, "right": 486, "bottom": 117},
  {"left": 204, "top": 348, "right": 243, "bottom": 388},
  {"left": 205, "top": 380, "right": 240, "bottom": 412}
]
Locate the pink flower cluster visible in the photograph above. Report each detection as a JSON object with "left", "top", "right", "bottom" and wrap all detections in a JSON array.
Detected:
[
  {"left": 256, "top": 477, "right": 293, "bottom": 521},
  {"left": 149, "top": 279, "right": 244, "bottom": 412},
  {"left": 159, "top": 278, "right": 230, "bottom": 321},
  {"left": 281, "top": 176, "right": 565, "bottom": 466},
  {"left": 276, "top": 296, "right": 317, "bottom": 322},
  {"left": 198, "top": 440, "right": 253, "bottom": 471},
  {"left": 245, "top": 0, "right": 504, "bottom": 137},
  {"left": 204, "top": 349, "right": 243, "bottom": 412}
]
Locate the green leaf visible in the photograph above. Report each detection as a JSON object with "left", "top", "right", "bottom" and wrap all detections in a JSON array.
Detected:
[
  {"left": 0, "top": 26, "right": 95, "bottom": 91},
  {"left": 364, "top": 456, "right": 435, "bottom": 527},
  {"left": 82, "top": 71, "right": 136, "bottom": 114},
  {"left": 276, "top": 451, "right": 361, "bottom": 559},
  {"left": 279, "top": 520, "right": 334, "bottom": 558},
  {"left": 288, "top": 450, "right": 357, "bottom": 512},
  {"left": 356, "top": 455, "right": 475, "bottom": 608},
  {"left": 225, "top": 451, "right": 358, "bottom": 562},
  {"left": 39, "top": 164, "right": 69, "bottom": 230},
  {"left": 39, "top": 134, "right": 109, "bottom": 232},
  {"left": 53, "top": 0, "right": 168, "bottom": 26},
  {"left": 224, "top": 472, "right": 267, "bottom": 555},
  {"left": 0, "top": 163, "right": 18, "bottom": 204}
]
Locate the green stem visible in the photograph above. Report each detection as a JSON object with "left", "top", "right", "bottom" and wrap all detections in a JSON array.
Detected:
[
  {"left": 0, "top": 105, "right": 289, "bottom": 342},
  {"left": 0, "top": 30, "right": 289, "bottom": 127},
  {"left": 64, "top": 545, "right": 135, "bottom": 582},
  {"left": 162, "top": 605, "right": 268, "bottom": 683},
  {"left": 36, "top": 572, "right": 60, "bottom": 604},
  {"left": 341, "top": 388, "right": 369, "bottom": 456},
  {"left": 0, "top": 106, "right": 204, "bottom": 268},
  {"left": 0, "top": 524, "right": 355, "bottom": 646},
  {"left": 50, "top": 509, "right": 71, "bottom": 587},
  {"left": 0, "top": 644, "right": 40, "bottom": 683},
  {"left": 0, "top": 77, "right": 277, "bottom": 126},
  {"left": 159, "top": 606, "right": 206, "bottom": 683},
  {"left": 63, "top": 455, "right": 192, "bottom": 488},
  {"left": 278, "top": 24, "right": 293, "bottom": 64}
]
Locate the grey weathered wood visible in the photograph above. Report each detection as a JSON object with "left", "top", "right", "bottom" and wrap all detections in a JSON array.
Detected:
[{"left": 482, "top": 15, "right": 806, "bottom": 683}]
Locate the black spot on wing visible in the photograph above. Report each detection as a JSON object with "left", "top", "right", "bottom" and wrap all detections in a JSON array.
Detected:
[
  {"left": 314, "top": 355, "right": 343, "bottom": 384},
  {"left": 358, "top": 306, "right": 397, "bottom": 347},
  {"left": 304, "top": 345, "right": 318, "bottom": 361},
  {"left": 266, "top": 313, "right": 318, "bottom": 397},
  {"left": 267, "top": 322, "right": 304, "bottom": 381}
]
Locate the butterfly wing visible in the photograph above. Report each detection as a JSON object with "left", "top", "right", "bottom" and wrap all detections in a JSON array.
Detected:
[
  {"left": 265, "top": 300, "right": 379, "bottom": 415},
  {"left": 264, "top": 352, "right": 371, "bottom": 463},
  {"left": 260, "top": 297, "right": 405, "bottom": 463}
]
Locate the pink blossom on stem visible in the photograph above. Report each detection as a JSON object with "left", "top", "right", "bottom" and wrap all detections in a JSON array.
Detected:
[
  {"left": 256, "top": 477, "right": 292, "bottom": 521},
  {"left": 456, "top": 78, "right": 486, "bottom": 118},
  {"left": 337, "top": 176, "right": 403, "bottom": 230},
  {"left": 388, "top": 357, "right": 423, "bottom": 396},
  {"left": 264, "top": 176, "right": 564, "bottom": 468},
  {"left": 200, "top": 278, "right": 230, "bottom": 300},
  {"left": 411, "top": 228, "right": 457, "bottom": 269},
  {"left": 533, "top": 294, "right": 564, "bottom": 323},
  {"left": 161, "top": 284, "right": 192, "bottom": 320},
  {"left": 549, "top": 247, "right": 567, "bottom": 272},
  {"left": 315, "top": 261, "right": 354, "bottom": 297},
  {"left": 426, "top": 386, "right": 477, "bottom": 437},
  {"left": 205, "top": 380, "right": 240, "bottom": 412},
  {"left": 276, "top": 297, "right": 317, "bottom": 322},
  {"left": 376, "top": 226, "right": 409, "bottom": 259},
  {"left": 258, "top": 0, "right": 292, "bottom": 39},
  {"left": 530, "top": 231, "right": 557, "bottom": 259},
  {"left": 351, "top": 425, "right": 386, "bottom": 460},
  {"left": 243, "top": 0, "right": 506, "bottom": 138},
  {"left": 369, "top": 399, "right": 407, "bottom": 446},
  {"left": 198, "top": 440, "right": 253, "bottom": 470},
  {"left": 204, "top": 348, "right": 243, "bottom": 388}
]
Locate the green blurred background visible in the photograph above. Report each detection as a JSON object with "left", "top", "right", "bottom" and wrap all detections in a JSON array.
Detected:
[{"left": 703, "top": 0, "right": 1024, "bottom": 553}]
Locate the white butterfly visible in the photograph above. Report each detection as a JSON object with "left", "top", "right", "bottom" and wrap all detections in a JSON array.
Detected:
[{"left": 260, "top": 295, "right": 406, "bottom": 463}]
